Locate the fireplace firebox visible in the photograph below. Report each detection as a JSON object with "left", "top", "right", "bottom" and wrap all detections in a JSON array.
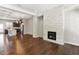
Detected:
[{"left": 48, "top": 31, "right": 56, "bottom": 40}]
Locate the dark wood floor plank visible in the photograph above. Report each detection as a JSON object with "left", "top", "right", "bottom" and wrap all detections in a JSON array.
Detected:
[{"left": 0, "top": 34, "right": 79, "bottom": 55}]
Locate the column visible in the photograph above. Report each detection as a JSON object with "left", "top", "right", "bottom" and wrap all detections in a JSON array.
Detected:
[{"left": 33, "top": 16, "right": 38, "bottom": 38}]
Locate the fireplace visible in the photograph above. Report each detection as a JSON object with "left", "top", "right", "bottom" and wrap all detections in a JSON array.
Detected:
[{"left": 48, "top": 31, "right": 56, "bottom": 40}]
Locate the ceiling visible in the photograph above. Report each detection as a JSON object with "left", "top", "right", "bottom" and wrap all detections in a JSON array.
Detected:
[
  {"left": 0, "top": 4, "right": 59, "bottom": 20},
  {"left": 0, "top": 5, "right": 33, "bottom": 20},
  {"left": 10, "top": 4, "right": 59, "bottom": 15},
  {"left": 0, "top": 4, "right": 78, "bottom": 20}
]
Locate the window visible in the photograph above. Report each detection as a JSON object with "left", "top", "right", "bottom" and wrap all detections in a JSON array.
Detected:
[
  {"left": 6, "top": 22, "right": 13, "bottom": 29},
  {"left": 0, "top": 24, "right": 4, "bottom": 33}
]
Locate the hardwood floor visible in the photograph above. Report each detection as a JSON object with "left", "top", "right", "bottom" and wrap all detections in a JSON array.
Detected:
[
  {"left": 0, "top": 34, "right": 79, "bottom": 55},
  {"left": 64, "top": 44, "right": 79, "bottom": 55},
  {"left": 10, "top": 34, "right": 64, "bottom": 55}
]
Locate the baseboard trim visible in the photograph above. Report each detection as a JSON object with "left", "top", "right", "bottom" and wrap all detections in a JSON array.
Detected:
[
  {"left": 33, "top": 36, "right": 43, "bottom": 39},
  {"left": 44, "top": 39, "right": 64, "bottom": 45},
  {"left": 65, "top": 41, "right": 79, "bottom": 46},
  {"left": 33, "top": 36, "right": 39, "bottom": 38},
  {"left": 24, "top": 34, "right": 43, "bottom": 39}
]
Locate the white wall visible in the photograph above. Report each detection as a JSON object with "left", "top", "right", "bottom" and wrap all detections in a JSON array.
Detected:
[
  {"left": 23, "top": 18, "right": 33, "bottom": 35},
  {"left": 32, "top": 16, "right": 38, "bottom": 37},
  {"left": 37, "top": 16, "right": 43, "bottom": 37},
  {"left": 23, "top": 16, "right": 43, "bottom": 38},
  {"left": 26, "top": 18, "right": 33, "bottom": 35},
  {"left": 43, "top": 6, "right": 64, "bottom": 45},
  {"left": 23, "top": 19, "right": 28, "bottom": 34},
  {"left": 23, "top": 16, "right": 43, "bottom": 37},
  {"left": 64, "top": 10, "right": 79, "bottom": 46}
]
